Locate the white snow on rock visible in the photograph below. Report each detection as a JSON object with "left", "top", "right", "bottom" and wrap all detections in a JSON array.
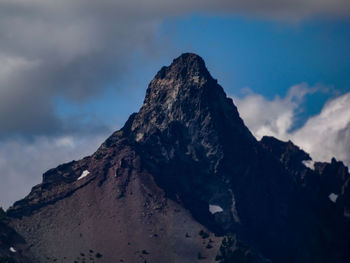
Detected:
[
  {"left": 209, "top": 204, "right": 223, "bottom": 214},
  {"left": 77, "top": 170, "right": 90, "bottom": 181},
  {"left": 328, "top": 193, "right": 338, "bottom": 203},
  {"left": 9, "top": 247, "right": 16, "bottom": 253},
  {"left": 302, "top": 160, "right": 315, "bottom": 170}
]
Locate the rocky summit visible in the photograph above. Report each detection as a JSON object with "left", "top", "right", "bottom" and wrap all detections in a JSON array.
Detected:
[{"left": 2, "top": 53, "right": 350, "bottom": 263}]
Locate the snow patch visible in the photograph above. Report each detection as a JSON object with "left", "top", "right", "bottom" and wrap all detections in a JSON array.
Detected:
[
  {"left": 9, "top": 247, "right": 16, "bottom": 253},
  {"left": 209, "top": 204, "right": 223, "bottom": 214},
  {"left": 328, "top": 193, "right": 338, "bottom": 203},
  {"left": 302, "top": 160, "right": 315, "bottom": 170},
  {"left": 77, "top": 170, "right": 90, "bottom": 180}
]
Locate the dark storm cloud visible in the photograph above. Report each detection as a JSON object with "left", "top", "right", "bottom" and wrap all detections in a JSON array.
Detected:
[{"left": 0, "top": 0, "right": 160, "bottom": 135}]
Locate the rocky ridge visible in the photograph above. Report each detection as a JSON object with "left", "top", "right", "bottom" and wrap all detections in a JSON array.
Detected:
[{"left": 2, "top": 53, "right": 350, "bottom": 263}]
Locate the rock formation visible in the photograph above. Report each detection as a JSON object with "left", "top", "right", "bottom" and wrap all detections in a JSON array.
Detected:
[{"left": 2, "top": 53, "right": 350, "bottom": 263}]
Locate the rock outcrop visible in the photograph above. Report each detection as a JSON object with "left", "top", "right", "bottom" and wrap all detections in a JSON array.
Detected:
[{"left": 3, "top": 53, "right": 350, "bottom": 263}]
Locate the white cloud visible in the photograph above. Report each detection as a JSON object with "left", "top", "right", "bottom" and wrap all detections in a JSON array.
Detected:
[
  {"left": 234, "top": 84, "right": 317, "bottom": 140},
  {"left": 234, "top": 86, "right": 350, "bottom": 167},
  {"left": 292, "top": 92, "right": 350, "bottom": 166},
  {"left": 0, "top": 55, "right": 39, "bottom": 82}
]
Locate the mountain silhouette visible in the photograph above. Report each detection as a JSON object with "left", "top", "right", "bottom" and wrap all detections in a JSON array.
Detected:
[{"left": 2, "top": 53, "right": 350, "bottom": 263}]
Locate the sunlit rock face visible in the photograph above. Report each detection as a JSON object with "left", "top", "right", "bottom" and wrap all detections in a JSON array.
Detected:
[{"left": 3, "top": 53, "right": 350, "bottom": 263}]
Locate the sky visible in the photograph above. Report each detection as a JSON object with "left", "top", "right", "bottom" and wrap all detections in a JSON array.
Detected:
[{"left": 0, "top": 0, "right": 349, "bottom": 209}]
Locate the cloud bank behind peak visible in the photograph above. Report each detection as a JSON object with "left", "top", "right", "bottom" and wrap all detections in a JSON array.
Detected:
[{"left": 234, "top": 86, "right": 350, "bottom": 168}]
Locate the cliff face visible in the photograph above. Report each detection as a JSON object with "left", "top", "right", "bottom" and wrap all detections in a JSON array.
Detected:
[{"left": 4, "top": 53, "right": 350, "bottom": 263}]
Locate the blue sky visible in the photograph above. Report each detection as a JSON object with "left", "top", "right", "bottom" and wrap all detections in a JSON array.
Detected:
[
  {"left": 55, "top": 15, "right": 350, "bottom": 131},
  {"left": 163, "top": 16, "right": 350, "bottom": 96},
  {"left": 0, "top": 0, "right": 349, "bottom": 208}
]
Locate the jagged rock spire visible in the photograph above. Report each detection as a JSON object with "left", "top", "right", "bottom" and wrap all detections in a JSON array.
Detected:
[{"left": 130, "top": 53, "right": 254, "bottom": 147}]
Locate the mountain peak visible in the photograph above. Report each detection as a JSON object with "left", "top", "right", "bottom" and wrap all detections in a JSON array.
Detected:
[
  {"left": 155, "top": 53, "right": 209, "bottom": 81},
  {"left": 130, "top": 52, "right": 251, "bottom": 148},
  {"left": 144, "top": 52, "right": 215, "bottom": 111},
  {"left": 5, "top": 53, "right": 350, "bottom": 263}
]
